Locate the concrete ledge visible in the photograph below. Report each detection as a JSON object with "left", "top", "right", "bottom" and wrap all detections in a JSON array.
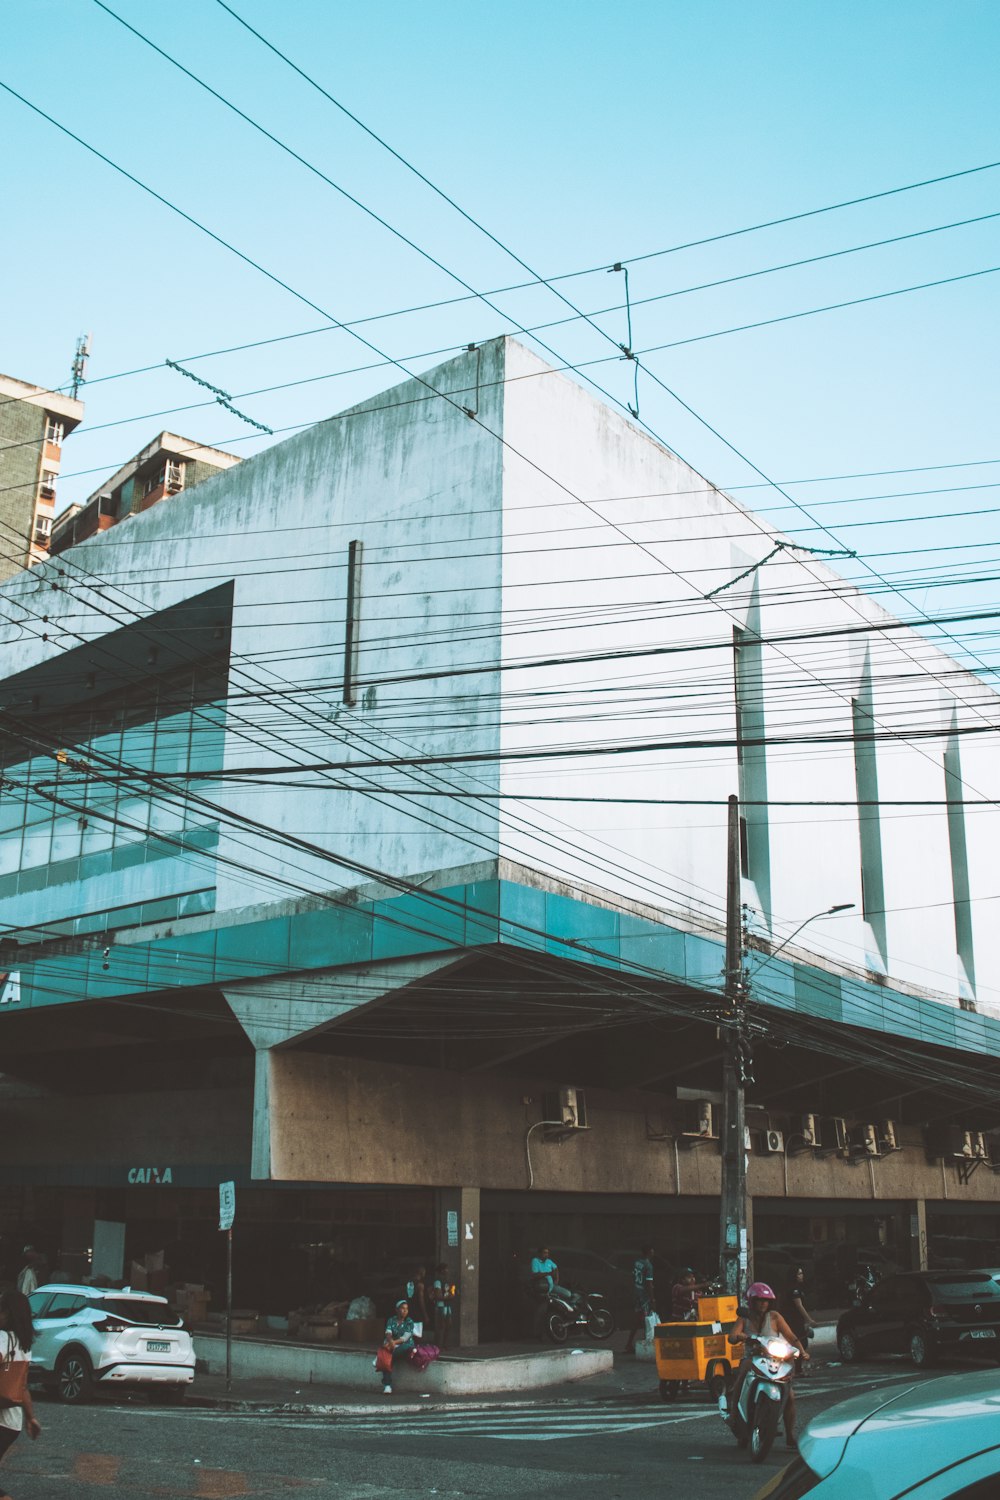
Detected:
[{"left": 193, "top": 1335, "right": 612, "bottom": 1395}]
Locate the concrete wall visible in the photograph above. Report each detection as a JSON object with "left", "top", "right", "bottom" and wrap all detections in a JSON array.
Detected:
[
  {"left": 498, "top": 340, "right": 1000, "bottom": 1015},
  {"left": 267, "top": 1049, "right": 1000, "bottom": 1205},
  {"left": 1, "top": 335, "right": 998, "bottom": 1026},
  {"left": 0, "top": 343, "right": 505, "bottom": 928}
]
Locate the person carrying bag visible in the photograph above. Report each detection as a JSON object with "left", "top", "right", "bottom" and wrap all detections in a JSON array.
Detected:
[{"left": 0, "top": 1290, "right": 41, "bottom": 1499}]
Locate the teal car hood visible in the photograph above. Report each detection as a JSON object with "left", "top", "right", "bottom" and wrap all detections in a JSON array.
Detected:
[{"left": 800, "top": 1370, "right": 1000, "bottom": 1493}]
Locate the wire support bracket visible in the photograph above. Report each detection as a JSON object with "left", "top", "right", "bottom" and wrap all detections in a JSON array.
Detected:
[
  {"left": 165, "top": 358, "right": 273, "bottom": 434},
  {"left": 704, "top": 541, "right": 858, "bottom": 599}
]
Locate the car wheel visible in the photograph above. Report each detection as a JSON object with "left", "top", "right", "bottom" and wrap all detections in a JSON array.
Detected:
[
  {"left": 55, "top": 1350, "right": 94, "bottom": 1405},
  {"left": 707, "top": 1366, "right": 728, "bottom": 1403},
  {"left": 909, "top": 1330, "right": 936, "bottom": 1368},
  {"left": 659, "top": 1380, "right": 680, "bottom": 1403},
  {"left": 837, "top": 1329, "right": 859, "bottom": 1362}
]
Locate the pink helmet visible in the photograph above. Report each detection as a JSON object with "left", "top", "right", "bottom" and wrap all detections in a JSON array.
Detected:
[{"left": 747, "top": 1281, "right": 776, "bottom": 1301}]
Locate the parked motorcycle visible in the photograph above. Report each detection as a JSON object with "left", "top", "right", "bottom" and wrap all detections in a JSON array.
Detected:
[
  {"left": 543, "top": 1288, "right": 616, "bottom": 1343},
  {"left": 721, "top": 1332, "right": 799, "bottom": 1462},
  {"left": 849, "top": 1263, "right": 881, "bottom": 1305}
]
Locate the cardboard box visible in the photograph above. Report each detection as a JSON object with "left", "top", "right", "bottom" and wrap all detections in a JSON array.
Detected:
[
  {"left": 302, "top": 1319, "right": 340, "bottom": 1343},
  {"left": 340, "top": 1317, "right": 383, "bottom": 1344},
  {"left": 228, "top": 1310, "right": 258, "bottom": 1336}
]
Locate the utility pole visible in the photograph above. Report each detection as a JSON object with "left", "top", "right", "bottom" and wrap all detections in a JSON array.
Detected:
[{"left": 718, "top": 793, "right": 749, "bottom": 1298}]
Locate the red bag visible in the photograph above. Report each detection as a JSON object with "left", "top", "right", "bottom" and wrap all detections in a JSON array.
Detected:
[
  {"left": 374, "top": 1345, "right": 393, "bottom": 1375},
  {"left": 408, "top": 1342, "right": 440, "bottom": 1372}
]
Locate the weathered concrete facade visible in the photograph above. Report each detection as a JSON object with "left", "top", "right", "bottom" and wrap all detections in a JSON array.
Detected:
[{"left": 1, "top": 338, "right": 999, "bottom": 1334}]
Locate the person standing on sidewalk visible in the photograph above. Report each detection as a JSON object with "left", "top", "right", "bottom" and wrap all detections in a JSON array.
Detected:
[
  {"left": 778, "top": 1267, "right": 817, "bottom": 1375},
  {"left": 429, "top": 1265, "right": 454, "bottom": 1349},
  {"left": 623, "top": 1245, "right": 656, "bottom": 1355},
  {"left": 0, "top": 1290, "right": 42, "bottom": 1498},
  {"left": 14, "top": 1254, "right": 39, "bottom": 1299}
]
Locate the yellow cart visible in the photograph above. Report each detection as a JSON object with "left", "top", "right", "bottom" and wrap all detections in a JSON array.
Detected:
[{"left": 653, "top": 1295, "right": 739, "bottom": 1402}]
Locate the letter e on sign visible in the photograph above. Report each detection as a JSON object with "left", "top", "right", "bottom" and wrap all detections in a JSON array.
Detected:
[{"left": 219, "top": 1180, "right": 236, "bottom": 1232}]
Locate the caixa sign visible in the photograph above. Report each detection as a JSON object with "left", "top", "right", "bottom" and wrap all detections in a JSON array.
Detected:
[{"left": 127, "top": 1167, "right": 174, "bottom": 1185}]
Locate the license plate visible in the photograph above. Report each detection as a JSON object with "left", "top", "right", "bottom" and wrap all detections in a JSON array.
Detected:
[
  {"left": 971, "top": 1329, "right": 996, "bottom": 1340},
  {"left": 146, "top": 1340, "right": 171, "bottom": 1353}
]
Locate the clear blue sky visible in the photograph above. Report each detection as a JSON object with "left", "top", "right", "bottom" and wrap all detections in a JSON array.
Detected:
[{"left": 3, "top": 0, "right": 999, "bottom": 665}]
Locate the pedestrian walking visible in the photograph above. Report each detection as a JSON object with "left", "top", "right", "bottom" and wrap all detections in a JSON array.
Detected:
[
  {"left": 0, "top": 1289, "right": 41, "bottom": 1499},
  {"left": 623, "top": 1244, "right": 656, "bottom": 1355},
  {"left": 778, "top": 1267, "right": 817, "bottom": 1375},
  {"left": 14, "top": 1254, "right": 39, "bottom": 1299}
]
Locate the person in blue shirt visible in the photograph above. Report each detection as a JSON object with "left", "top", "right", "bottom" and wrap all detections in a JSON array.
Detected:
[
  {"left": 530, "top": 1247, "right": 577, "bottom": 1304},
  {"left": 378, "top": 1299, "right": 415, "bottom": 1394},
  {"left": 623, "top": 1244, "right": 656, "bottom": 1355}
]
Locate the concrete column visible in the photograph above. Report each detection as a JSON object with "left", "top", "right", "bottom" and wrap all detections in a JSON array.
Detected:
[
  {"left": 745, "top": 1194, "right": 755, "bottom": 1285},
  {"left": 251, "top": 1048, "right": 272, "bottom": 1181},
  {"left": 909, "top": 1199, "right": 929, "bottom": 1271},
  {"left": 437, "top": 1187, "right": 481, "bottom": 1347}
]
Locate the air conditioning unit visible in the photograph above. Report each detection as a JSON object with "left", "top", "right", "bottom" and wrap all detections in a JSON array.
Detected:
[
  {"left": 879, "top": 1120, "right": 898, "bottom": 1152},
  {"left": 541, "top": 1087, "right": 589, "bottom": 1138},
  {"left": 763, "top": 1129, "right": 785, "bottom": 1154},
  {"left": 969, "top": 1131, "right": 988, "bottom": 1159},
  {"left": 850, "top": 1123, "right": 880, "bottom": 1157},
  {"left": 683, "top": 1099, "right": 716, "bottom": 1138},
  {"left": 819, "top": 1116, "right": 849, "bottom": 1154},
  {"left": 557, "top": 1086, "right": 587, "bottom": 1130},
  {"left": 801, "top": 1114, "right": 819, "bottom": 1146}
]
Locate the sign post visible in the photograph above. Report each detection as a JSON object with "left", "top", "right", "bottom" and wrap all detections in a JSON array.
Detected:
[{"left": 218, "top": 1181, "right": 236, "bottom": 1393}]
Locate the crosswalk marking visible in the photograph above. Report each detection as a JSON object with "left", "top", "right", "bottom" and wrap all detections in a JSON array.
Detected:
[{"left": 281, "top": 1401, "right": 723, "bottom": 1443}]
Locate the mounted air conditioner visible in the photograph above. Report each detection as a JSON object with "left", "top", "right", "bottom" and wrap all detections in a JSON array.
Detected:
[
  {"left": 763, "top": 1129, "right": 785, "bottom": 1154},
  {"left": 970, "top": 1131, "right": 988, "bottom": 1160},
  {"left": 683, "top": 1099, "right": 716, "bottom": 1138},
  {"left": 801, "top": 1114, "right": 819, "bottom": 1146},
  {"left": 541, "top": 1086, "right": 589, "bottom": 1138},
  {"left": 819, "top": 1116, "right": 849, "bottom": 1154},
  {"left": 879, "top": 1120, "right": 898, "bottom": 1152},
  {"left": 960, "top": 1130, "right": 976, "bottom": 1159},
  {"left": 557, "top": 1086, "right": 587, "bottom": 1130},
  {"left": 851, "top": 1123, "right": 880, "bottom": 1157}
]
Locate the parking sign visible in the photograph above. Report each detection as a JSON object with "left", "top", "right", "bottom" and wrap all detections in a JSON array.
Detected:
[{"left": 219, "top": 1180, "right": 236, "bottom": 1232}]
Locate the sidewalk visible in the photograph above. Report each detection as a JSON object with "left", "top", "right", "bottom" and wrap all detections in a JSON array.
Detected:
[{"left": 184, "top": 1324, "right": 839, "bottom": 1414}]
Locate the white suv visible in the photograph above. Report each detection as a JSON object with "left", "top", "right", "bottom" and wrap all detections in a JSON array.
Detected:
[{"left": 28, "top": 1284, "right": 196, "bottom": 1404}]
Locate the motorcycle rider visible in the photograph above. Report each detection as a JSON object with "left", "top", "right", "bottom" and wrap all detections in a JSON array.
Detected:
[{"left": 725, "top": 1281, "right": 808, "bottom": 1449}]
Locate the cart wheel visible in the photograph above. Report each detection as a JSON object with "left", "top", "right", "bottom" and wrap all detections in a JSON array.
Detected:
[{"left": 659, "top": 1379, "right": 680, "bottom": 1403}]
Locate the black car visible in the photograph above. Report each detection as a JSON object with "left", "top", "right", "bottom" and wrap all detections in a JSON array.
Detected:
[{"left": 836, "top": 1269, "right": 1000, "bottom": 1367}]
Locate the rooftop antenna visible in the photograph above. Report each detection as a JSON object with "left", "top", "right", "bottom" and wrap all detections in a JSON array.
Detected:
[{"left": 70, "top": 333, "right": 92, "bottom": 400}]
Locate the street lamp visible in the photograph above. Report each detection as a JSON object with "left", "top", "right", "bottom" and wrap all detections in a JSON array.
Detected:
[{"left": 750, "top": 903, "right": 855, "bottom": 978}]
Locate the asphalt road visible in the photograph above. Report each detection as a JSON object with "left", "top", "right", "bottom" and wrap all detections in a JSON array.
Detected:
[{"left": 0, "top": 1363, "right": 957, "bottom": 1499}]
